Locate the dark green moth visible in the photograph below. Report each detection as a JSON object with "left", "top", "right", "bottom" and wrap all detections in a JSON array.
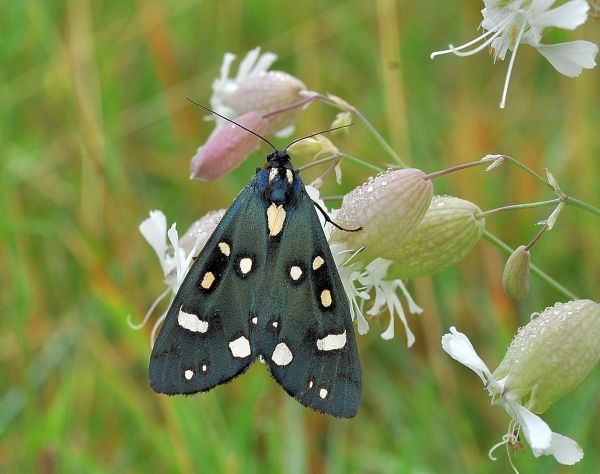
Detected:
[{"left": 149, "top": 117, "right": 362, "bottom": 418}]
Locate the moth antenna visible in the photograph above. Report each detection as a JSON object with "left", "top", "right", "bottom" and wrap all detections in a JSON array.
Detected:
[
  {"left": 187, "top": 98, "right": 277, "bottom": 152},
  {"left": 284, "top": 123, "right": 353, "bottom": 153},
  {"left": 311, "top": 199, "right": 362, "bottom": 233}
]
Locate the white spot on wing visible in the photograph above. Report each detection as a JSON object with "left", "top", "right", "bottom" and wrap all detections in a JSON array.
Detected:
[
  {"left": 184, "top": 370, "right": 194, "bottom": 380},
  {"left": 251, "top": 316, "right": 258, "bottom": 325},
  {"left": 271, "top": 342, "right": 293, "bottom": 366},
  {"left": 319, "top": 388, "right": 328, "bottom": 399},
  {"left": 267, "top": 203, "right": 286, "bottom": 236},
  {"left": 272, "top": 321, "right": 279, "bottom": 328},
  {"left": 308, "top": 379, "right": 314, "bottom": 389},
  {"left": 239, "top": 257, "right": 253, "bottom": 275},
  {"left": 229, "top": 335, "right": 251, "bottom": 358},
  {"left": 200, "top": 271, "right": 215, "bottom": 289},
  {"left": 286, "top": 169, "right": 293, "bottom": 184},
  {"left": 201, "top": 364, "right": 208, "bottom": 372},
  {"left": 218, "top": 242, "right": 231, "bottom": 256},
  {"left": 269, "top": 167, "right": 278, "bottom": 182},
  {"left": 312, "top": 256, "right": 325, "bottom": 270},
  {"left": 320, "top": 289, "right": 333, "bottom": 308},
  {"left": 178, "top": 308, "right": 209, "bottom": 333},
  {"left": 316, "top": 331, "right": 347, "bottom": 351},
  {"left": 289, "top": 265, "right": 302, "bottom": 281}
]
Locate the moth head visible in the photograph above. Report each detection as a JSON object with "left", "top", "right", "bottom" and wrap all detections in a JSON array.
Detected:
[{"left": 258, "top": 151, "right": 297, "bottom": 204}]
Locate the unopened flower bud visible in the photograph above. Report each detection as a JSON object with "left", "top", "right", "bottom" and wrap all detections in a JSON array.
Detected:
[
  {"left": 287, "top": 134, "right": 339, "bottom": 161},
  {"left": 331, "top": 169, "right": 433, "bottom": 263},
  {"left": 386, "top": 195, "right": 485, "bottom": 279},
  {"left": 503, "top": 245, "right": 531, "bottom": 300},
  {"left": 190, "top": 111, "right": 268, "bottom": 181},
  {"left": 493, "top": 300, "right": 600, "bottom": 413},
  {"left": 331, "top": 111, "right": 353, "bottom": 132}
]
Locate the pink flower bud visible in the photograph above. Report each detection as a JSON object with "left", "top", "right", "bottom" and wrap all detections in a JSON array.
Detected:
[{"left": 190, "top": 111, "right": 268, "bottom": 182}]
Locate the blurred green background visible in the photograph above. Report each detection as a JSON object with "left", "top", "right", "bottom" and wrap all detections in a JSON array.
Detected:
[{"left": 2, "top": 1, "right": 599, "bottom": 472}]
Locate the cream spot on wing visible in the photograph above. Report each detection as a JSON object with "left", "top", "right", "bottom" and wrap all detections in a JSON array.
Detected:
[
  {"left": 286, "top": 169, "right": 293, "bottom": 184},
  {"left": 312, "top": 256, "right": 325, "bottom": 270},
  {"left": 320, "top": 289, "right": 332, "bottom": 308},
  {"left": 184, "top": 370, "right": 194, "bottom": 380},
  {"left": 239, "top": 257, "right": 253, "bottom": 275},
  {"left": 201, "top": 364, "right": 208, "bottom": 372},
  {"left": 289, "top": 265, "right": 302, "bottom": 281},
  {"left": 316, "top": 331, "right": 347, "bottom": 351},
  {"left": 177, "top": 308, "right": 209, "bottom": 333},
  {"left": 229, "top": 336, "right": 251, "bottom": 358},
  {"left": 218, "top": 242, "right": 231, "bottom": 256},
  {"left": 251, "top": 316, "right": 258, "bottom": 325},
  {"left": 267, "top": 203, "right": 286, "bottom": 237},
  {"left": 272, "top": 321, "right": 279, "bottom": 328},
  {"left": 308, "top": 379, "right": 314, "bottom": 389},
  {"left": 319, "top": 388, "right": 328, "bottom": 399},
  {"left": 271, "top": 342, "right": 293, "bottom": 366},
  {"left": 269, "top": 167, "right": 278, "bottom": 182},
  {"left": 200, "top": 271, "right": 215, "bottom": 289}
]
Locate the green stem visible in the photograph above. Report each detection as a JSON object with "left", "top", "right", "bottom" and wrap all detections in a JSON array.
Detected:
[
  {"left": 310, "top": 93, "right": 407, "bottom": 168},
  {"left": 482, "top": 230, "right": 578, "bottom": 300},
  {"left": 566, "top": 196, "right": 600, "bottom": 217},
  {"left": 340, "top": 153, "right": 385, "bottom": 173},
  {"left": 476, "top": 199, "right": 560, "bottom": 218}
]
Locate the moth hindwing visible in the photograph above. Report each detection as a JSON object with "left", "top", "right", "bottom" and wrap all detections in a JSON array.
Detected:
[{"left": 149, "top": 149, "right": 362, "bottom": 418}]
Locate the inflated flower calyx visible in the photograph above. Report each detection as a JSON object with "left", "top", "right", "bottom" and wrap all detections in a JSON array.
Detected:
[
  {"left": 493, "top": 300, "right": 600, "bottom": 414},
  {"left": 503, "top": 245, "right": 531, "bottom": 300},
  {"left": 385, "top": 195, "right": 485, "bottom": 279},
  {"left": 221, "top": 71, "right": 307, "bottom": 135},
  {"left": 331, "top": 168, "right": 433, "bottom": 264}
]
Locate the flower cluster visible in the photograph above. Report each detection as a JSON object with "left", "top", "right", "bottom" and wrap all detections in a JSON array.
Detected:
[
  {"left": 431, "top": 0, "right": 598, "bottom": 108},
  {"left": 191, "top": 48, "right": 312, "bottom": 181},
  {"left": 137, "top": 47, "right": 600, "bottom": 471},
  {"left": 443, "top": 299, "right": 600, "bottom": 468}
]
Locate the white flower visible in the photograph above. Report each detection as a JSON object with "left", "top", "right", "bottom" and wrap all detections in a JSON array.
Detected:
[
  {"left": 209, "top": 47, "right": 307, "bottom": 136},
  {"left": 308, "top": 185, "right": 422, "bottom": 346},
  {"left": 132, "top": 210, "right": 204, "bottom": 344},
  {"left": 431, "top": 0, "right": 598, "bottom": 108},
  {"left": 442, "top": 327, "right": 584, "bottom": 468},
  {"left": 210, "top": 47, "right": 277, "bottom": 120}
]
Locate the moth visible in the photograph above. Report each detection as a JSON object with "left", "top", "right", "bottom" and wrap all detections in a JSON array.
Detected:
[{"left": 149, "top": 111, "right": 362, "bottom": 418}]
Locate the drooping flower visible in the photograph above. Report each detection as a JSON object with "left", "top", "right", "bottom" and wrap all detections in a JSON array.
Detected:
[
  {"left": 210, "top": 47, "right": 308, "bottom": 136},
  {"left": 385, "top": 195, "right": 485, "bottom": 279},
  {"left": 331, "top": 168, "right": 434, "bottom": 264},
  {"left": 442, "top": 299, "right": 600, "bottom": 468},
  {"left": 190, "top": 111, "right": 269, "bottom": 181},
  {"left": 431, "top": 0, "right": 598, "bottom": 108}
]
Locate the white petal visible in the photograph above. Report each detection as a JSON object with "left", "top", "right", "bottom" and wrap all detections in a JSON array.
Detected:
[
  {"left": 441, "top": 327, "right": 492, "bottom": 384},
  {"left": 544, "top": 432, "right": 584, "bottom": 465},
  {"left": 250, "top": 52, "right": 277, "bottom": 78},
  {"left": 139, "top": 210, "right": 168, "bottom": 260},
  {"left": 529, "top": 0, "right": 589, "bottom": 30},
  {"left": 510, "top": 402, "right": 552, "bottom": 452},
  {"left": 236, "top": 47, "right": 260, "bottom": 81},
  {"left": 537, "top": 41, "right": 598, "bottom": 77}
]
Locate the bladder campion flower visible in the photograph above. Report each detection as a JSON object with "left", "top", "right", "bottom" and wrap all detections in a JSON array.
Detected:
[
  {"left": 442, "top": 299, "right": 600, "bottom": 468},
  {"left": 431, "top": 0, "right": 598, "bottom": 108}
]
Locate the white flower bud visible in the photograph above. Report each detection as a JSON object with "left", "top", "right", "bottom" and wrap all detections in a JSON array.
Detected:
[{"left": 503, "top": 245, "right": 531, "bottom": 300}]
